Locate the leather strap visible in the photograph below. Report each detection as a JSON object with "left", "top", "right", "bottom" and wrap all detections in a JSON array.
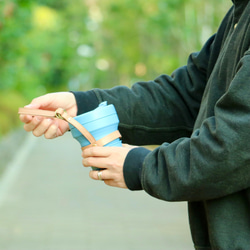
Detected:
[
  {"left": 55, "top": 108, "right": 97, "bottom": 145},
  {"left": 18, "top": 107, "right": 121, "bottom": 148},
  {"left": 81, "top": 130, "right": 121, "bottom": 150},
  {"left": 18, "top": 108, "right": 56, "bottom": 118}
]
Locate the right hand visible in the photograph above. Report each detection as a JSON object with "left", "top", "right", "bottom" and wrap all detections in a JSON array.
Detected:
[{"left": 19, "top": 92, "right": 77, "bottom": 139}]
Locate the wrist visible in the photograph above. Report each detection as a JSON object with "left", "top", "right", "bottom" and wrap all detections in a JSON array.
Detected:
[{"left": 71, "top": 90, "right": 99, "bottom": 115}]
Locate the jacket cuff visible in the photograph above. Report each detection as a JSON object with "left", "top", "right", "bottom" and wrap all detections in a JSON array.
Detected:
[
  {"left": 71, "top": 91, "right": 99, "bottom": 115},
  {"left": 123, "top": 147, "right": 151, "bottom": 190}
]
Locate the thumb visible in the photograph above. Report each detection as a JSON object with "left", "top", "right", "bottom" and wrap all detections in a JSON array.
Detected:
[
  {"left": 24, "top": 103, "right": 40, "bottom": 109},
  {"left": 28, "top": 94, "right": 55, "bottom": 110}
]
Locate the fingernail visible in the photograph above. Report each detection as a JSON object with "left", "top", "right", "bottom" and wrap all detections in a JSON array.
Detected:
[{"left": 25, "top": 104, "right": 35, "bottom": 108}]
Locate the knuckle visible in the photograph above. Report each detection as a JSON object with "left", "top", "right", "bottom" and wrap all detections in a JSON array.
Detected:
[
  {"left": 47, "top": 124, "right": 58, "bottom": 137},
  {"left": 83, "top": 158, "right": 93, "bottom": 167},
  {"left": 107, "top": 161, "right": 115, "bottom": 168},
  {"left": 23, "top": 124, "right": 31, "bottom": 132},
  {"left": 107, "top": 159, "right": 120, "bottom": 169},
  {"left": 44, "top": 132, "right": 55, "bottom": 139},
  {"left": 82, "top": 148, "right": 93, "bottom": 158},
  {"left": 82, "top": 159, "right": 87, "bottom": 166},
  {"left": 24, "top": 121, "right": 36, "bottom": 132},
  {"left": 44, "top": 119, "right": 52, "bottom": 126},
  {"left": 90, "top": 146, "right": 98, "bottom": 155},
  {"left": 81, "top": 151, "right": 86, "bottom": 158},
  {"left": 89, "top": 170, "right": 96, "bottom": 179},
  {"left": 32, "top": 130, "right": 41, "bottom": 137}
]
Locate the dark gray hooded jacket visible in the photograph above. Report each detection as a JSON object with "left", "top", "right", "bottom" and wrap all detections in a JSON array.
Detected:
[{"left": 73, "top": 0, "right": 250, "bottom": 249}]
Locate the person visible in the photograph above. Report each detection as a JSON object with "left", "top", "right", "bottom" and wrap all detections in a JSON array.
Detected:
[{"left": 19, "top": 0, "right": 250, "bottom": 249}]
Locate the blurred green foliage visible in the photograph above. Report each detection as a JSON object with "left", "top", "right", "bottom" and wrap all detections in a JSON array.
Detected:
[{"left": 0, "top": 0, "right": 231, "bottom": 136}]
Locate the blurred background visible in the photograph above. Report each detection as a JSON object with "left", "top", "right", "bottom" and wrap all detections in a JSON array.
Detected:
[
  {"left": 0, "top": 0, "right": 230, "bottom": 137},
  {"left": 0, "top": 1, "right": 232, "bottom": 249}
]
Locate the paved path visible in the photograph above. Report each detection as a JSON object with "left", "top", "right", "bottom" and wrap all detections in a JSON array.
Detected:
[{"left": 0, "top": 132, "right": 194, "bottom": 250}]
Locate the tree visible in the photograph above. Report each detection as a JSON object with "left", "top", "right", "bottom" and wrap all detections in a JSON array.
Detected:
[{"left": 0, "top": 0, "right": 230, "bottom": 136}]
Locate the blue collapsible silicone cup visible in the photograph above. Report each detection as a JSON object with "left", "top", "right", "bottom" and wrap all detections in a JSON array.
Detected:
[{"left": 69, "top": 102, "right": 122, "bottom": 170}]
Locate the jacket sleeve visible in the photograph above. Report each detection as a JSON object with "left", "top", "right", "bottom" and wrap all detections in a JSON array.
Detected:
[
  {"left": 135, "top": 49, "right": 250, "bottom": 202},
  {"left": 72, "top": 35, "right": 215, "bottom": 196},
  {"left": 90, "top": 36, "right": 214, "bottom": 145}
]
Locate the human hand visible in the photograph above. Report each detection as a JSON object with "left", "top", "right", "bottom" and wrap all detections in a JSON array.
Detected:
[
  {"left": 82, "top": 144, "right": 138, "bottom": 189},
  {"left": 19, "top": 92, "right": 77, "bottom": 139}
]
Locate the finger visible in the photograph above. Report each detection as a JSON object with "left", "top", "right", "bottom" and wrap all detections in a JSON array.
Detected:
[
  {"left": 89, "top": 170, "right": 100, "bottom": 180},
  {"left": 89, "top": 170, "right": 127, "bottom": 189},
  {"left": 44, "top": 122, "right": 59, "bottom": 139},
  {"left": 24, "top": 103, "right": 40, "bottom": 109},
  {"left": 23, "top": 116, "right": 43, "bottom": 132},
  {"left": 19, "top": 103, "right": 42, "bottom": 124},
  {"left": 82, "top": 146, "right": 111, "bottom": 158},
  {"left": 82, "top": 156, "right": 107, "bottom": 169},
  {"left": 45, "top": 119, "right": 69, "bottom": 139},
  {"left": 29, "top": 95, "right": 52, "bottom": 110},
  {"left": 32, "top": 118, "right": 53, "bottom": 137},
  {"left": 89, "top": 170, "right": 108, "bottom": 180},
  {"left": 19, "top": 114, "right": 33, "bottom": 123}
]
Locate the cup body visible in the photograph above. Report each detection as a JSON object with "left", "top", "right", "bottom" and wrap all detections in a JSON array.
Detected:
[
  {"left": 69, "top": 102, "right": 122, "bottom": 170},
  {"left": 69, "top": 102, "right": 122, "bottom": 147}
]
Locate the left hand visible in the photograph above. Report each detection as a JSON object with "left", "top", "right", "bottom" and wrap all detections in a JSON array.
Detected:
[
  {"left": 82, "top": 145, "right": 137, "bottom": 189},
  {"left": 19, "top": 92, "right": 77, "bottom": 139}
]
